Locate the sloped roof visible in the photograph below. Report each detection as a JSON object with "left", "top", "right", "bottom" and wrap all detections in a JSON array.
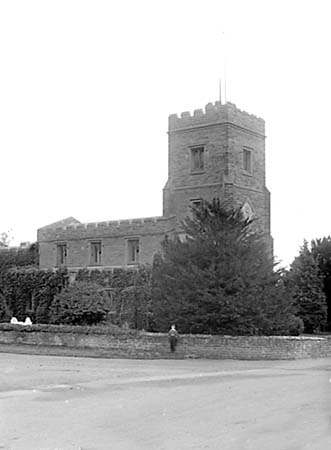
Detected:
[{"left": 38, "top": 217, "right": 81, "bottom": 230}]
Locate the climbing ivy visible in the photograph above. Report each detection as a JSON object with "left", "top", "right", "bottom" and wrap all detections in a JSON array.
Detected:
[{"left": 0, "top": 268, "right": 68, "bottom": 323}]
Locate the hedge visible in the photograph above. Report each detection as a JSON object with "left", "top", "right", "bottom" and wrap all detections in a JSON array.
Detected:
[
  {"left": 0, "top": 267, "right": 68, "bottom": 323},
  {"left": 0, "top": 322, "right": 140, "bottom": 336},
  {"left": 0, "top": 266, "right": 153, "bottom": 329}
]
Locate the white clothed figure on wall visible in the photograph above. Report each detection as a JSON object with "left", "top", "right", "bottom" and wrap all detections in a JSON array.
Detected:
[{"left": 10, "top": 317, "right": 32, "bottom": 326}]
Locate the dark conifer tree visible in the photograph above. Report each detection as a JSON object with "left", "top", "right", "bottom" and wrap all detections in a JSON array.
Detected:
[
  {"left": 289, "top": 241, "right": 327, "bottom": 333},
  {"left": 152, "top": 199, "right": 301, "bottom": 335},
  {"left": 310, "top": 237, "right": 331, "bottom": 330}
]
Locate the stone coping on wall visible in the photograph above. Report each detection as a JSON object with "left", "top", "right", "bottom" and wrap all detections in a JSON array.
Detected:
[{"left": 0, "top": 325, "right": 330, "bottom": 360}]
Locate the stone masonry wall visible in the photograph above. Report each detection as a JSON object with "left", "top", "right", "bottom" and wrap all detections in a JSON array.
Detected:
[
  {"left": 164, "top": 101, "right": 269, "bottom": 236},
  {"left": 38, "top": 100, "right": 271, "bottom": 269},
  {"left": 168, "top": 102, "right": 265, "bottom": 134},
  {"left": 38, "top": 216, "right": 176, "bottom": 269},
  {"left": 0, "top": 328, "right": 330, "bottom": 360}
]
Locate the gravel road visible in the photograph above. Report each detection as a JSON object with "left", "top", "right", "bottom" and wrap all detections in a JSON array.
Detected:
[{"left": 0, "top": 353, "right": 330, "bottom": 449}]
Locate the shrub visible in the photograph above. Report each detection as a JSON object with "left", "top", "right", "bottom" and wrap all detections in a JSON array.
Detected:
[
  {"left": 0, "top": 243, "right": 39, "bottom": 272},
  {"left": 0, "top": 291, "right": 11, "bottom": 322},
  {"left": 75, "top": 266, "right": 153, "bottom": 329},
  {"left": 49, "top": 282, "right": 111, "bottom": 326},
  {"left": 0, "top": 322, "right": 140, "bottom": 336}
]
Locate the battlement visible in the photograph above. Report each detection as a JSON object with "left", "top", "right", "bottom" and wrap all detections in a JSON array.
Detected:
[
  {"left": 38, "top": 216, "right": 177, "bottom": 242},
  {"left": 61, "top": 216, "right": 168, "bottom": 231},
  {"left": 169, "top": 101, "right": 265, "bottom": 135}
]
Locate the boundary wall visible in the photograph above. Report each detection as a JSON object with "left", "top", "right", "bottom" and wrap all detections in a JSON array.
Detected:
[{"left": 0, "top": 327, "right": 330, "bottom": 360}]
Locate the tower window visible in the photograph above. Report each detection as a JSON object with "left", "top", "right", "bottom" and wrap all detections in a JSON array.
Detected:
[
  {"left": 243, "top": 148, "right": 252, "bottom": 173},
  {"left": 190, "top": 198, "right": 202, "bottom": 210},
  {"left": 191, "top": 147, "right": 205, "bottom": 172},
  {"left": 56, "top": 243, "right": 67, "bottom": 266},
  {"left": 127, "top": 239, "right": 140, "bottom": 264},
  {"left": 190, "top": 199, "right": 202, "bottom": 217},
  {"left": 90, "top": 241, "right": 102, "bottom": 265}
]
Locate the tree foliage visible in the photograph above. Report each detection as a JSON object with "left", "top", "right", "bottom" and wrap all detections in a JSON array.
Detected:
[
  {"left": 0, "top": 265, "right": 153, "bottom": 328},
  {"left": 76, "top": 266, "right": 153, "bottom": 329},
  {"left": 0, "top": 268, "right": 68, "bottom": 322},
  {"left": 0, "top": 231, "right": 11, "bottom": 248},
  {"left": 0, "top": 243, "right": 39, "bottom": 272},
  {"left": 310, "top": 237, "right": 331, "bottom": 329},
  {"left": 49, "top": 281, "right": 111, "bottom": 326},
  {"left": 152, "top": 199, "right": 301, "bottom": 335},
  {"left": 288, "top": 241, "right": 327, "bottom": 333}
]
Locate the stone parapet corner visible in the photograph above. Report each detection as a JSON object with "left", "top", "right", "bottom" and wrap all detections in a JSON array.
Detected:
[{"left": 169, "top": 101, "right": 265, "bottom": 134}]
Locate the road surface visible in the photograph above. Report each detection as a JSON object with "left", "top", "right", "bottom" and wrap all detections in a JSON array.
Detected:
[{"left": 0, "top": 353, "right": 330, "bottom": 449}]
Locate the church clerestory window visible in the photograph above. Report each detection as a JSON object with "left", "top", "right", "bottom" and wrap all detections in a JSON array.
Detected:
[
  {"left": 90, "top": 241, "right": 102, "bottom": 265},
  {"left": 127, "top": 239, "right": 140, "bottom": 264},
  {"left": 56, "top": 243, "right": 67, "bottom": 266}
]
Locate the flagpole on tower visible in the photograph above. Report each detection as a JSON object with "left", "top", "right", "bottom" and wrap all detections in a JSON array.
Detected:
[
  {"left": 219, "top": 31, "right": 227, "bottom": 104},
  {"left": 219, "top": 78, "right": 222, "bottom": 104}
]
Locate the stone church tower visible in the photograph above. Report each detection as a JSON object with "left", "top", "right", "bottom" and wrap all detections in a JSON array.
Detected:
[
  {"left": 38, "top": 101, "right": 272, "bottom": 270},
  {"left": 163, "top": 101, "right": 271, "bottom": 239}
]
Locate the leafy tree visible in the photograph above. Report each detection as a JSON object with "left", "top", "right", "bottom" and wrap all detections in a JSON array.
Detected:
[
  {"left": 288, "top": 241, "right": 327, "bottom": 333},
  {"left": 310, "top": 237, "right": 331, "bottom": 329},
  {"left": 49, "top": 282, "right": 111, "bottom": 326},
  {"left": 0, "top": 231, "right": 11, "bottom": 248},
  {"left": 0, "top": 242, "right": 39, "bottom": 273},
  {"left": 0, "top": 288, "right": 11, "bottom": 322},
  {"left": 152, "top": 199, "right": 301, "bottom": 335}
]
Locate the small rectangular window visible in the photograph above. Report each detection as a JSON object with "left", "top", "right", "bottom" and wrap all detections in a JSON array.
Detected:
[
  {"left": 190, "top": 199, "right": 202, "bottom": 216},
  {"left": 56, "top": 243, "right": 67, "bottom": 266},
  {"left": 90, "top": 241, "right": 102, "bottom": 265},
  {"left": 127, "top": 239, "right": 140, "bottom": 264},
  {"left": 190, "top": 199, "right": 202, "bottom": 209},
  {"left": 191, "top": 147, "right": 205, "bottom": 172},
  {"left": 243, "top": 148, "right": 252, "bottom": 173}
]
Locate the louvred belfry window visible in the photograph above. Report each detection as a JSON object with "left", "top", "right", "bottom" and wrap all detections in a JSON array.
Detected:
[
  {"left": 191, "top": 147, "right": 205, "bottom": 172},
  {"left": 243, "top": 148, "right": 252, "bottom": 173}
]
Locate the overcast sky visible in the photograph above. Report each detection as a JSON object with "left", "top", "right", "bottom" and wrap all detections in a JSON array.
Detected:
[{"left": 1, "top": 0, "right": 330, "bottom": 267}]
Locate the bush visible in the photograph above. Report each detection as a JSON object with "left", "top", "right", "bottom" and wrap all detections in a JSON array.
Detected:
[
  {"left": 0, "top": 292, "right": 11, "bottom": 322},
  {"left": 0, "top": 322, "right": 140, "bottom": 336},
  {"left": 267, "top": 314, "right": 304, "bottom": 336},
  {"left": 0, "top": 243, "right": 39, "bottom": 272},
  {"left": 0, "top": 266, "right": 153, "bottom": 328},
  {"left": 76, "top": 266, "right": 153, "bottom": 330},
  {"left": 49, "top": 282, "right": 111, "bottom": 326}
]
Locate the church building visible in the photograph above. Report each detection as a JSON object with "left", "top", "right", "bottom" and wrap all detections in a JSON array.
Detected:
[{"left": 38, "top": 101, "right": 271, "bottom": 271}]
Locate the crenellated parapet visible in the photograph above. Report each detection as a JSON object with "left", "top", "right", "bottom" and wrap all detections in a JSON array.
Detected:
[
  {"left": 169, "top": 101, "right": 265, "bottom": 135},
  {"left": 38, "top": 216, "right": 177, "bottom": 242},
  {"left": 38, "top": 97, "right": 271, "bottom": 270}
]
